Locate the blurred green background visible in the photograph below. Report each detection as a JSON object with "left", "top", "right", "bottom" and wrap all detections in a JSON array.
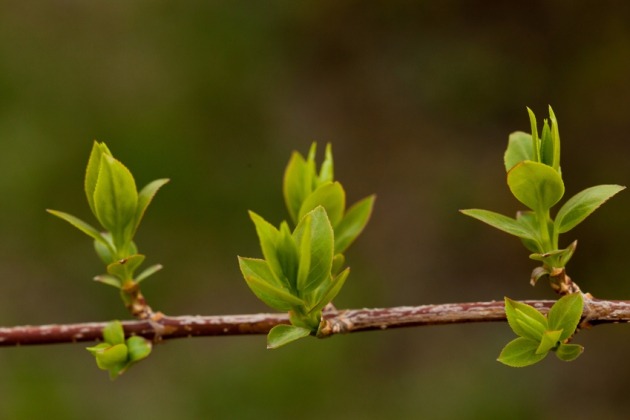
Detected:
[{"left": 2, "top": 1, "right": 630, "bottom": 418}]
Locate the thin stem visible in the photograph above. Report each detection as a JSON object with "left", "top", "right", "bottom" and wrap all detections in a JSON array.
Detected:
[{"left": 1, "top": 298, "right": 629, "bottom": 347}]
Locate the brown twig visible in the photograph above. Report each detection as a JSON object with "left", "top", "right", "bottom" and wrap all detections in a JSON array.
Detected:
[{"left": 1, "top": 298, "right": 630, "bottom": 347}]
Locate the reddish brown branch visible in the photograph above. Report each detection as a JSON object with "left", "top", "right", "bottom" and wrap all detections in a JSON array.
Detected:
[{"left": 1, "top": 298, "right": 630, "bottom": 347}]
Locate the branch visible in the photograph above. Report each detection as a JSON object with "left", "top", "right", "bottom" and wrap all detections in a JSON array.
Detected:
[{"left": 2, "top": 298, "right": 630, "bottom": 347}]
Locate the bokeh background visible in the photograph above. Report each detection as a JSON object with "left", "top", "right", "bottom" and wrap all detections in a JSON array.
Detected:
[{"left": 2, "top": 1, "right": 630, "bottom": 418}]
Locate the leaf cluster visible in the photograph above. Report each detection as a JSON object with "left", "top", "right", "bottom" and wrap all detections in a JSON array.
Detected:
[
  {"left": 48, "top": 141, "right": 168, "bottom": 288},
  {"left": 498, "top": 294, "right": 584, "bottom": 367},
  {"left": 239, "top": 143, "right": 375, "bottom": 348},
  {"left": 86, "top": 321, "right": 152, "bottom": 379},
  {"left": 461, "top": 107, "right": 624, "bottom": 281}
]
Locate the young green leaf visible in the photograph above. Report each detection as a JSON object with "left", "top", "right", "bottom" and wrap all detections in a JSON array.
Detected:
[
  {"left": 135, "top": 264, "right": 163, "bottom": 283},
  {"left": 555, "top": 343, "right": 583, "bottom": 362},
  {"left": 126, "top": 336, "right": 152, "bottom": 362},
  {"left": 334, "top": 195, "right": 376, "bottom": 255},
  {"left": 46, "top": 209, "right": 111, "bottom": 248},
  {"left": 536, "top": 329, "right": 562, "bottom": 354},
  {"left": 283, "top": 152, "right": 312, "bottom": 224},
  {"left": 548, "top": 106, "right": 561, "bottom": 171},
  {"left": 85, "top": 141, "right": 113, "bottom": 217},
  {"left": 93, "top": 274, "right": 122, "bottom": 288},
  {"left": 310, "top": 267, "right": 350, "bottom": 315},
  {"left": 102, "top": 320, "right": 125, "bottom": 345},
  {"left": 504, "top": 298, "right": 548, "bottom": 340},
  {"left": 243, "top": 275, "right": 304, "bottom": 311},
  {"left": 134, "top": 178, "right": 170, "bottom": 234},
  {"left": 507, "top": 160, "right": 564, "bottom": 212},
  {"left": 498, "top": 337, "right": 548, "bottom": 367},
  {"left": 292, "top": 206, "right": 334, "bottom": 296},
  {"left": 248, "top": 211, "right": 286, "bottom": 286},
  {"left": 504, "top": 131, "right": 535, "bottom": 172},
  {"left": 554, "top": 185, "right": 625, "bottom": 234},
  {"left": 267, "top": 324, "right": 312, "bottom": 349},
  {"left": 459, "top": 209, "right": 536, "bottom": 240},
  {"left": 238, "top": 257, "right": 288, "bottom": 290},
  {"left": 106, "top": 254, "right": 146, "bottom": 281},
  {"left": 91, "top": 343, "right": 128, "bottom": 371},
  {"left": 297, "top": 181, "right": 346, "bottom": 227},
  {"left": 93, "top": 155, "right": 138, "bottom": 248},
  {"left": 527, "top": 107, "right": 540, "bottom": 163},
  {"left": 548, "top": 293, "right": 583, "bottom": 341},
  {"left": 318, "top": 143, "right": 334, "bottom": 185}
]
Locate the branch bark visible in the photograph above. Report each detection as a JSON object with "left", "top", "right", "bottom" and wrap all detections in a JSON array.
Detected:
[{"left": 2, "top": 298, "right": 630, "bottom": 347}]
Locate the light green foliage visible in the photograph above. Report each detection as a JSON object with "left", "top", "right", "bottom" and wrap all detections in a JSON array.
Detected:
[
  {"left": 461, "top": 107, "right": 624, "bottom": 276},
  {"left": 240, "top": 143, "right": 373, "bottom": 348},
  {"left": 48, "top": 141, "right": 168, "bottom": 286},
  {"left": 283, "top": 143, "right": 375, "bottom": 256},
  {"left": 86, "top": 321, "right": 152, "bottom": 379},
  {"left": 498, "top": 294, "right": 584, "bottom": 367}
]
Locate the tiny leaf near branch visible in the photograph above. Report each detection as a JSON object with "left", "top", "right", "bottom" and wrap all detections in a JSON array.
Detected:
[
  {"left": 135, "top": 264, "right": 163, "bottom": 283},
  {"left": 126, "top": 336, "right": 152, "bottom": 362},
  {"left": 507, "top": 161, "right": 565, "bottom": 212},
  {"left": 498, "top": 337, "right": 548, "bottom": 367},
  {"left": 548, "top": 293, "right": 583, "bottom": 341},
  {"left": 459, "top": 209, "right": 536, "bottom": 240},
  {"left": 102, "top": 320, "right": 125, "bottom": 345},
  {"left": 106, "top": 254, "right": 146, "bottom": 281},
  {"left": 504, "top": 131, "right": 535, "bottom": 172},
  {"left": 555, "top": 185, "right": 625, "bottom": 234},
  {"left": 267, "top": 324, "right": 311, "bottom": 349},
  {"left": 536, "top": 329, "right": 562, "bottom": 355},
  {"left": 555, "top": 343, "right": 584, "bottom": 362},
  {"left": 334, "top": 195, "right": 376, "bottom": 254},
  {"left": 310, "top": 267, "right": 350, "bottom": 315},
  {"left": 504, "top": 298, "right": 548, "bottom": 340}
]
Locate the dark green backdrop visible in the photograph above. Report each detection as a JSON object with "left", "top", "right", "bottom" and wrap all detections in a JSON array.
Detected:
[{"left": 2, "top": 2, "right": 630, "bottom": 418}]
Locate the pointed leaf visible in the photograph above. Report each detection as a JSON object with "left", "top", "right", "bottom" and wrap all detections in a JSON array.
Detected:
[
  {"left": 93, "top": 274, "right": 122, "bottom": 288},
  {"left": 504, "top": 131, "right": 535, "bottom": 172},
  {"left": 310, "top": 267, "right": 350, "bottom": 315},
  {"left": 107, "top": 254, "right": 145, "bottom": 281},
  {"left": 548, "top": 106, "right": 561, "bottom": 171},
  {"left": 536, "top": 329, "right": 562, "bottom": 354},
  {"left": 498, "top": 337, "right": 548, "bottom": 367},
  {"left": 318, "top": 143, "right": 334, "bottom": 185},
  {"left": 46, "top": 209, "right": 111, "bottom": 247},
  {"left": 507, "top": 160, "right": 564, "bottom": 211},
  {"left": 267, "top": 324, "right": 311, "bottom": 349},
  {"left": 555, "top": 343, "right": 583, "bottom": 362},
  {"left": 555, "top": 185, "right": 625, "bottom": 234},
  {"left": 296, "top": 213, "right": 312, "bottom": 293},
  {"left": 276, "top": 222, "right": 299, "bottom": 289},
  {"left": 292, "top": 206, "right": 334, "bottom": 296},
  {"left": 504, "top": 297, "right": 548, "bottom": 340},
  {"left": 548, "top": 293, "right": 583, "bottom": 341},
  {"left": 248, "top": 211, "right": 286, "bottom": 286},
  {"left": 460, "top": 209, "right": 536, "bottom": 240},
  {"left": 283, "top": 151, "right": 312, "bottom": 224},
  {"left": 135, "top": 264, "right": 163, "bottom": 284},
  {"left": 134, "top": 178, "right": 169, "bottom": 233},
  {"left": 93, "top": 155, "right": 138, "bottom": 248},
  {"left": 335, "top": 195, "right": 376, "bottom": 254},
  {"left": 243, "top": 275, "right": 304, "bottom": 311},
  {"left": 238, "top": 257, "right": 288, "bottom": 290},
  {"left": 298, "top": 182, "right": 346, "bottom": 227},
  {"left": 85, "top": 141, "right": 112, "bottom": 217}
]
